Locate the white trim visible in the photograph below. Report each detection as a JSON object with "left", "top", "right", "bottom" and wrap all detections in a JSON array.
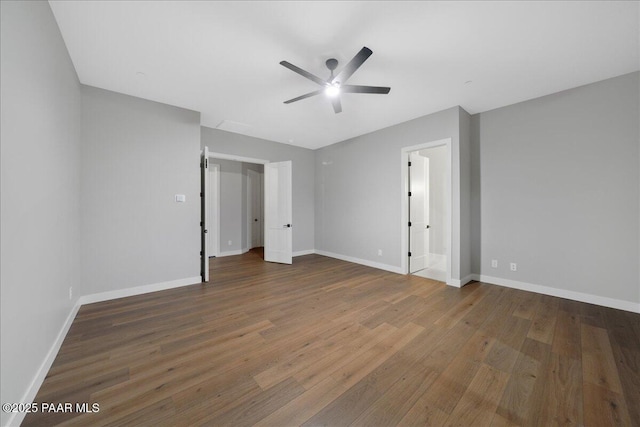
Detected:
[
  {"left": 13, "top": 268, "right": 636, "bottom": 427},
  {"left": 79, "top": 276, "right": 201, "bottom": 305},
  {"left": 10, "top": 275, "right": 200, "bottom": 426},
  {"left": 220, "top": 248, "right": 313, "bottom": 258},
  {"left": 202, "top": 146, "right": 210, "bottom": 282},
  {"left": 447, "top": 279, "right": 462, "bottom": 288},
  {"left": 293, "top": 249, "right": 316, "bottom": 257},
  {"left": 209, "top": 163, "right": 221, "bottom": 257},
  {"left": 217, "top": 249, "right": 246, "bottom": 257},
  {"left": 448, "top": 274, "right": 475, "bottom": 288},
  {"left": 401, "top": 138, "right": 454, "bottom": 286},
  {"left": 472, "top": 274, "right": 640, "bottom": 314},
  {"left": 7, "top": 300, "right": 82, "bottom": 427},
  {"left": 247, "top": 170, "right": 252, "bottom": 250},
  {"left": 207, "top": 151, "right": 269, "bottom": 165},
  {"left": 315, "top": 250, "right": 404, "bottom": 274}
]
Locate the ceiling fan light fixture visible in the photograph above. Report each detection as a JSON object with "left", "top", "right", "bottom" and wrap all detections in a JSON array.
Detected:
[{"left": 325, "top": 84, "right": 340, "bottom": 97}]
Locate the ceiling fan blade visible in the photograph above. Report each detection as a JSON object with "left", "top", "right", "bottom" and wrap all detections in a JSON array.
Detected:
[
  {"left": 331, "top": 97, "right": 342, "bottom": 114},
  {"left": 332, "top": 47, "right": 373, "bottom": 84},
  {"left": 284, "top": 90, "right": 324, "bottom": 104},
  {"left": 280, "top": 61, "right": 327, "bottom": 86},
  {"left": 341, "top": 85, "right": 390, "bottom": 94}
]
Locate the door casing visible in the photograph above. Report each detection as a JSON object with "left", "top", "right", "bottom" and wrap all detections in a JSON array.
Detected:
[{"left": 208, "top": 163, "right": 220, "bottom": 257}]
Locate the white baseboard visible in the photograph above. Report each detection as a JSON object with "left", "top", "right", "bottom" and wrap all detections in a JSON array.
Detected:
[
  {"left": 315, "top": 250, "right": 404, "bottom": 274},
  {"left": 293, "top": 249, "right": 316, "bottom": 257},
  {"left": 448, "top": 274, "right": 475, "bottom": 288},
  {"left": 7, "top": 299, "right": 82, "bottom": 427},
  {"left": 14, "top": 268, "right": 636, "bottom": 427},
  {"left": 79, "top": 276, "right": 202, "bottom": 305},
  {"left": 8, "top": 275, "right": 203, "bottom": 427},
  {"left": 217, "top": 249, "right": 244, "bottom": 257},
  {"left": 472, "top": 274, "right": 640, "bottom": 314}
]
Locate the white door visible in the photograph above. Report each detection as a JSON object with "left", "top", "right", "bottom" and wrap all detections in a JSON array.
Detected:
[
  {"left": 409, "top": 152, "right": 429, "bottom": 273},
  {"left": 207, "top": 164, "right": 220, "bottom": 257},
  {"left": 264, "top": 161, "right": 292, "bottom": 264},
  {"left": 201, "top": 147, "right": 210, "bottom": 282}
]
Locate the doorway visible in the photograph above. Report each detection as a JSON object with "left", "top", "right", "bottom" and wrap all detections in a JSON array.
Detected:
[
  {"left": 408, "top": 147, "right": 448, "bottom": 281},
  {"left": 200, "top": 151, "right": 293, "bottom": 282},
  {"left": 247, "top": 168, "right": 264, "bottom": 250},
  {"left": 208, "top": 158, "right": 264, "bottom": 258},
  {"left": 401, "top": 139, "right": 452, "bottom": 284}
]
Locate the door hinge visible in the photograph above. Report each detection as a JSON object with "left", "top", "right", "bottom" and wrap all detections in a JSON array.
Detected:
[
  {"left": 408, "top": 161, "right": 412, "bottom": 167},
  {"left": 205, "top": 158, "right": 208, "bottom": 168},
  {"left": 200, "top": 192, "right": 203, "bottom": 197},
  {"left": 200, "top": 221, "right": 203, "bottom": 226},
  {"left": 408, "top": 221, "right": 412, "bottom": 227},
  {"left": 408, "top": 191, "right": 412, "bottom": 197},
  {"left": 200, "top": 250, "right": 203, "bottom": 256},
  {"left": 408, "top": 252, "right": 412, "bottom": 257}
]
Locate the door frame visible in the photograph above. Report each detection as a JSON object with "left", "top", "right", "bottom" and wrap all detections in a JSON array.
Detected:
[
  {"left": 401, "top": 138, "right": 454, "bottom": 286},
  {"left": 201, "top": 147, "right": 210, "bottom": 282},
  {"left": 208, "top": 163, "right": 220, "bottom": 257},
  {"left": 208, "top": 152, "right": 269, "bottom": 165}
]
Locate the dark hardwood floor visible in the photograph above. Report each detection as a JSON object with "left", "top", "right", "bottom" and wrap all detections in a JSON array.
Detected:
[{"left": 23, "top": 249, "right": 640, "bottom": 426}]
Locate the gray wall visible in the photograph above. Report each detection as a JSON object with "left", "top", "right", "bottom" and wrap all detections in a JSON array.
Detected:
[
  {"left": 315, "top": 106, "right": 470, "bottom": 279},
  {"left": 459, "top": 108, "right": 472, "bottom": 280},
  {"left": 81, "top": 86, "right": 201, "bottom": 295},
  {"left": 215, "top": 159, "right": 243, "bottom": 253},
  {"left": 242, "top": 163, "right": 264, "bottom": 250},
  {"left": 202, "top": 128, "right": 315, "bottom": 254},
  {"left": 471, "top": 71, "right": 640, "bottom": 304},
  {"left": 0, "top": 2, "right": 82, "bottom": 425}
]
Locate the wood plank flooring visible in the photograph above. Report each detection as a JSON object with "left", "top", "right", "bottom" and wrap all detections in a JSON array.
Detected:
[{"left": 23, "top": 249, "right": 640, "bottom": 426}]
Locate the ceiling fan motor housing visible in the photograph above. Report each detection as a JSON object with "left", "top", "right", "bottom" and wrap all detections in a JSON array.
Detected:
[{"left": 326, "top": 58, "right": 339, "bottom": 72}]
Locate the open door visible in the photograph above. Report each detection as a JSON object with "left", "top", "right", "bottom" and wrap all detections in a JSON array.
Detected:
[
  {"left": 201, "top": 146, "right": 209, "bottom": 282},
  {"left": 409, "top": 152, "right": 429, "bottom": 273},
  {"left": 264, "top": 161, "right": 292, "bottom": 264}
]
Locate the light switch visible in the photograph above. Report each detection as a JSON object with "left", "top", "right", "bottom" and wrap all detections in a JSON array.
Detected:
[{"left": 175, "top": 194, "right": 186, "bottom": 203}]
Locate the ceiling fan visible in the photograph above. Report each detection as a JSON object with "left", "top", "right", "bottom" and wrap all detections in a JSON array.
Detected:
[{"left": 280, "top": 46, "right": 390, "bottom": 114}]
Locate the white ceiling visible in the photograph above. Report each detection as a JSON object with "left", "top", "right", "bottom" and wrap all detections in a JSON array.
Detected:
[{"left": 49, "top": 1, "right": 639, "bottom": 150}]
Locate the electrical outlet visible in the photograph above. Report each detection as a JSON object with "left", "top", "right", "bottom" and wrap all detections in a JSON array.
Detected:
[
  {"left": 510, "top": 263, "right": 517, "bottom": 271},
  {"left": 378, "top": 249, "right": 383, "bottom": 256},
  {"left": 491, "top": 259, "right": 498, "bottom": 268},
  {"left": 69, "top": 287, "right": 73, "bottom": 300},
  {"left": 228, "top": 240, "right": 232, "bottom": 246}
]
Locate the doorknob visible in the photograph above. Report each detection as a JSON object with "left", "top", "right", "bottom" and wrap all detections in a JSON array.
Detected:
[
  {"left": 254, "top": 218, "right": 258, "bottom": 222},
  {"left": 204, "top": 229, "right": 208, "bottom": 233},
  {"left": 283, "top": 224, "right": 291, "bottom": 228},
  {"left": 426, "top": 225, "right": 430, "bottom": 229}
]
